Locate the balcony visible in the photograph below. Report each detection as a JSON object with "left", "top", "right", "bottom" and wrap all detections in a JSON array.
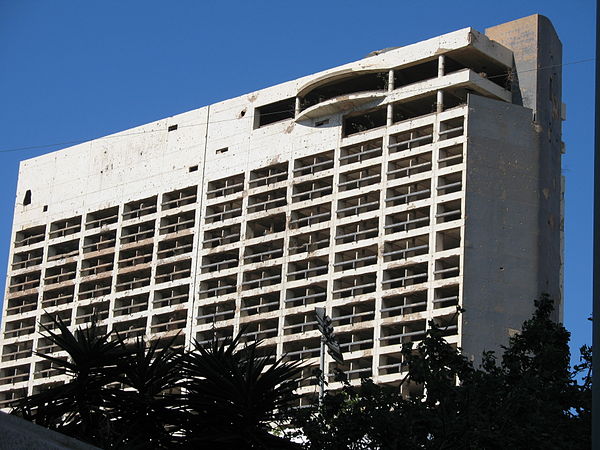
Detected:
[
  {"left": 123, "top": 196, "right": 157, "bottom": 220},
  {"left": 14, "top": 225, "right": 45, "bottom": 248},
  {"left": 161, "top": 186, "right": 197, "bottom": 211},
  {"left": 85, "top": 206, "right": 118, "bottom": 230}
]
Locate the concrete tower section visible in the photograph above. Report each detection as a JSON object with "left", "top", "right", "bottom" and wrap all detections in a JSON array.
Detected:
[
  {"left": 461, "top": 16, "right": 564, "bottom": 360},
  {"left": 0, "top": 14, "right": 563, "bottom": 407}
]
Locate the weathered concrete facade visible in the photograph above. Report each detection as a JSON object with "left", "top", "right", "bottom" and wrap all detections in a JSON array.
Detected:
[{"left": 0, "top": 15, "right": 563, "bottom": 406}]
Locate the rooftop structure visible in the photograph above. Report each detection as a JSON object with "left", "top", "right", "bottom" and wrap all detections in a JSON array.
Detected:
[{"left": 0, "top": 14, "right": 563, "bottom": 407}]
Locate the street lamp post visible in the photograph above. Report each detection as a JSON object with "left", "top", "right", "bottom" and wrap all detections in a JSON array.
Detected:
[{"left": 314, "top": 307, "right": 344, "bottom": 405}]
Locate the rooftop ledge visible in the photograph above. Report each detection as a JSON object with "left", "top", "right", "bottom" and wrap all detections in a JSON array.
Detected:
[{"left": 295, "top": 27, "right": 513, "bottom": 98}]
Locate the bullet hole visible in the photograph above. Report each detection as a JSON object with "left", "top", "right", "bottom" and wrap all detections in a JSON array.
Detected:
[
  {"left": 239, "top": 109, "right": 247, "bottom": 118},
  {"left": 499, "top": 267, "right": 504, "bottom": 271}
]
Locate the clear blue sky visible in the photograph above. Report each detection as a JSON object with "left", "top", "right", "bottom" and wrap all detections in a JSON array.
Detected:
[{"left": 0, "top": 1, "right": 595, "bottom": 364}]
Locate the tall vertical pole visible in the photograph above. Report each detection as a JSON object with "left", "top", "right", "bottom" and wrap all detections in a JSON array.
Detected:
[
  {"left": 319, "top": 336, "right": 326, "bottom": 406},
  {"left": 592, "top": 0, "right": 600, "bottom": 445}
]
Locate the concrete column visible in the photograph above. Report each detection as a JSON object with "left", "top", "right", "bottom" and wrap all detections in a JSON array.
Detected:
[
  {"left": 436, "top": 55, "right": 445, "bottom": 113},
  {"left": 438, "top": 54, "right": 445, "bottom": 77}
]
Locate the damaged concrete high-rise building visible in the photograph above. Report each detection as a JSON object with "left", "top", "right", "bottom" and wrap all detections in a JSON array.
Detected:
[{"left": 0, "top": 14, "right": 564, "bottom": 407}]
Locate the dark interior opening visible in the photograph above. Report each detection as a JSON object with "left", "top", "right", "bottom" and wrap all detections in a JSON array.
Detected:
[
  {"left": 445, "top": 49, "right": 511, "bottom": 90},
  {"left": 256, "top": 97, "right": 296, "bottom": 127},
  {"left": 343, "top": 108, "right": 387, "bottom": 136},
  {"left": 394, "top": 60, "right": 438, "bottom": 88}
]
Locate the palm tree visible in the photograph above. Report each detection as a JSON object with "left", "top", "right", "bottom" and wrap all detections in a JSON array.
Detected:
[
  {"left": 108, "top": 334, "right": 185, "bottom": 449},
  {"left": 11, "top": 315, "right": 127, "bottom": 447},
  {"left": 13, "top": 316, "right": 305, "bottom": 448},
  {"left": 180, "top": 332, "right": 303, "bottom": 449}
]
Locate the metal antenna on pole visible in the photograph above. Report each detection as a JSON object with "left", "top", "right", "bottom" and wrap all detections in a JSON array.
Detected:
[{"left": 315, "top": 307, "right": 344, "bottom": 406}]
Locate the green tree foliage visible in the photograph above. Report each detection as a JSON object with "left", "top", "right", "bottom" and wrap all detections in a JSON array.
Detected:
[
  {"left": 109, "top": 336, "right": 185, "bottom": 448},
  {"left": 11, "top": 318, "right": 302, "bottom": 449},
  {"left": 180, "top": 334, "right": 302, "bottom": 449},
  {"left": 292, "top": 296, "right": 591, "bottom": 449},
  {"left": 12, "top": 318, "right": 128, "bottom": 447}
]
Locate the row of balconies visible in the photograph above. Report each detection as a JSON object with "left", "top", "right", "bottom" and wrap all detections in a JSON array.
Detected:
[
  {"left": 5, "top": 254, "right": 193, "bottom": 314},
  {"left": 202, "top": 171, "right": 462, "bottom": 250},
  {"left": 197, "top": 255, "right": 460, "bottom": 308},
  {"left": 0, "top": 283, "right": 460, "bottom": 385},
  {"left": 199, "top": 220, "right": 461, "bottom": 278},
  {"left": 194, "top": 277, "right": 458, "bottom": 341},
  {"left": 0, "top": 313, "right": 191, "bottom": 386},
  {"left": 8, "top": 232, "right": 195, "bottom": 297},
  {"left": 197, "top": 304, "right": 459, "bottom": 366},
  {"left": 12, "top": 186, "right": 198, "bottom": 255},
  {"left": 204, "top": 163, "right": 460, "bottom": 231},
  {"left": 202, "top": 117, "right": 463, "bottom": 212},
  {"left": 10, "top": 212, "right": 195, "bottom": 280}
]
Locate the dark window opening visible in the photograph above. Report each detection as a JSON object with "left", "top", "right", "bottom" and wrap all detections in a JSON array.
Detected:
[
  {"left": 443, "top": 56, "right": 467, "bottom": 74},
  {"left": 216, "top": 147, "right": 229, "bottom": 154},
  {"left": 444, "top": 49, "right": 510, "bottom": 89},
  {"left": 394, "top": 59, "right": 438, "bottom": 88},
  {"left": 168, "top": 124, "right": 178, "bottom": 132},
  {"left": 189, "top": 165, "right": 198, "bottom": 172},
  {"left": 255, "top": 97, "right": 296, "bottom": 128},
  {"left": 344, "top": 108, "right": 387, "bottom": 136},
  {"left": 392, "top": 94, "right": 438, "bottom": 123},
  {"left": 23, "top": 190, "right": 31, "bottom": 206}
]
